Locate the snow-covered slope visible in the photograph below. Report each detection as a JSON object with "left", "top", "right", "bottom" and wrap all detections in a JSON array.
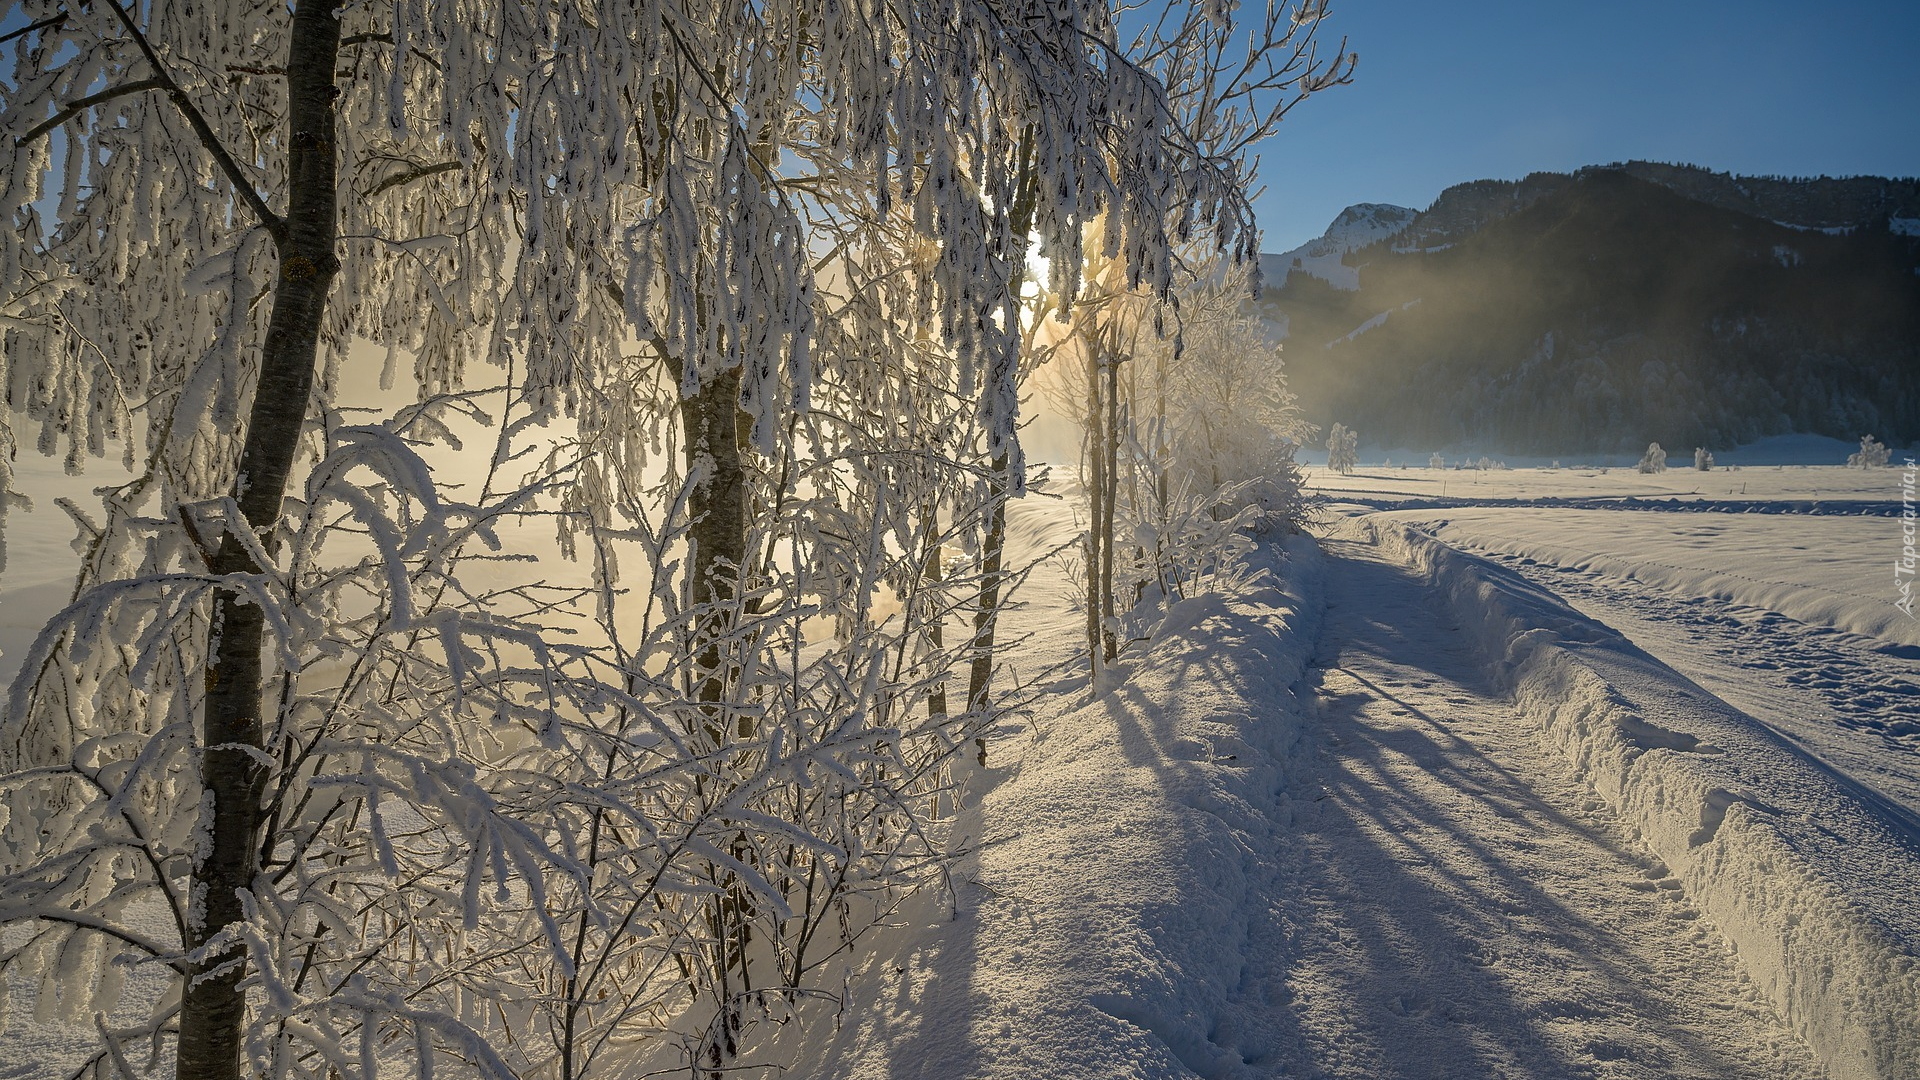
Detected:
[{"left": 1260, "top": 202, "right": 1416, "bottom": 292}]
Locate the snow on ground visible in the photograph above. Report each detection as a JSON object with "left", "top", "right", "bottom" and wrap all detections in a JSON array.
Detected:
[
  {"left": 1376, "top": 510, "right": 1920, "bottom": 818},
  {"left": 1285, "top": 523, "right": 1823, "bottom": 1078},
  {"left": 1363, "top": 508, "right": 1917, "bottom": 649},
  {"left": 1305, "top": 460, "right": 1907, "bottom": 505},
  {"left": 1298, "top": 464, "right": 1920, "bottom": 1079},
  {"left": 8, "top": 448, "right": 1920, "bottom": 1078},
  {"left": 795, "top": 528, "right": 1327, "bottom": 1080},
  {"left": 1303, "top": 462, "right": 1920, "bottom": 830},
  {"left": 1367, "top": 516, "right": 1920, "bottom": 1079},
  {"left": 756, "top": 494, "right": 1909, "bottom": 1079},
  {"left": 1301, "top": 434, "right": 1914, "bottom": 473}
]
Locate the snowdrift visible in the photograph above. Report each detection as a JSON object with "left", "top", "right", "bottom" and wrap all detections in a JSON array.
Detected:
[
  {"left": 802, "top": 534, "right": 1327, "bottom": 1080},
  {"left": 1364, "top": 517, "right": 1920, "bottom": 1080}
]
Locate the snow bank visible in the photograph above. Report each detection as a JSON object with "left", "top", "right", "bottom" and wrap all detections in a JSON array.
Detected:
[
  {"left": 1364, "top": 517, "right": 1920, "bottom": 1080},
  {"left": 800, "top": 533, "right": 1326, "bottom": 1080}
]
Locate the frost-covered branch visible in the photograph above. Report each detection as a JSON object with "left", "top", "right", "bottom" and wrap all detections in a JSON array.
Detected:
[
  {"left": 13, "top": 77, "right": 168, "bottom": 146},
  {"left": 97, "top": 0, "right": 284, "bottom": 233}
]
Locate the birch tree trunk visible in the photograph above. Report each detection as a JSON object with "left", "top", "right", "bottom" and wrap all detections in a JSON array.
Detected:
[
  {"left": 965, "top": 134, "right": 1039, "bottom": 719},
  {"left": 682, "top": 367, "right": 749, "bottom": 721},
  {"left": 179, "top": 2, "right": 341, "bottom": 1078}
]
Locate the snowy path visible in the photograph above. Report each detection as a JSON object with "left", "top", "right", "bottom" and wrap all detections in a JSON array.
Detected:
[{"left": 1273, "top": 529, "right": 1824, "bottom": 1079}]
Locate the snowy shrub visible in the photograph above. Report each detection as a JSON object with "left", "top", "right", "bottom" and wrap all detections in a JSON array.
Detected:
[
  {"left": 1695, "top": 447, "right": 1715, "bottom": 470},
  {"left": 1430, "top": 452, "right": 1445, "bottom": 469},
  {"left": 1637, "top": 442, "right": 1669, "bottom": 473},
  {"left": 1126, "top": 478, "right": 1275, "bottom": 608},
  {"left": 1849, "top": 435, "right": 1893, "bottom": 468}
]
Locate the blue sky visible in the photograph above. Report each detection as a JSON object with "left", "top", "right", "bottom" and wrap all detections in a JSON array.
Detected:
[{"left": 1249, "top": 0, "right": 1920, "bottom": 252}]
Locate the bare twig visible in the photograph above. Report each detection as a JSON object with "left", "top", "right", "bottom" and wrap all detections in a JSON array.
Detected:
[{"left": 0, "top": 10, "right": 66, "bottom": 46}]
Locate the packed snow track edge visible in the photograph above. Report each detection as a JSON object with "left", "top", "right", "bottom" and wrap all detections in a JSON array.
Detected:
[{"left": 1363, "top": 516, "right": 1920, "bottom": 1080}]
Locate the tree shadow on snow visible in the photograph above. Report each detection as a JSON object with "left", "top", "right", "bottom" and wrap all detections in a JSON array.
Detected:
[{"left": 1273, "top": 542, "right": 1792, "bottom": 1079}]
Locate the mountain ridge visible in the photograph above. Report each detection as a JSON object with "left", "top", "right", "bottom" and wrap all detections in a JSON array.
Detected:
[{"left": 1255, "top": 163, "right": 1920, "bottom": 454}]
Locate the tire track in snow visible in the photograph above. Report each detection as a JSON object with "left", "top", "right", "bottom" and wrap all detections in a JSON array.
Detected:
[{"left": 1269, "top": 531, "right": 1825, "bottom": 1079}]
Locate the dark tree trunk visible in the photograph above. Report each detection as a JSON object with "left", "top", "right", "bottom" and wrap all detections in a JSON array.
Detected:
[
  {"left": 1101, "top": 344, "right": 1120, "bottom": 663},
  {"left": 178, "top": 3, "right": 341, "bottom": 1079},
  {"left": 964, "top": 136, "right": 1039, "bottom": 723},
  {"left": 680, "top": 366, "right": 749, "bottom": 723},
  {"left": 965, "top": 458, "right": 1008, "bottom": 721},
  {"left": 1083, "top": 343, "right": 1105, "bottom": 668},
  {"left": 923, "top": 531, "right": 948, "bottom": 719},
  {"left": 678, "top": 364, "right": 754, "bottom": 1067}
]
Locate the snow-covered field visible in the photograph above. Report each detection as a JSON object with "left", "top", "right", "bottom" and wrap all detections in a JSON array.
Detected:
[{"left": 5, "top": 453, "right": 1919, "bottom": 1078}]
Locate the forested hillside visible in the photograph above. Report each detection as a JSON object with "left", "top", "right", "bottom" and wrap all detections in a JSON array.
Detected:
[{"left": 1259, "top": 165, "right": 1920, "bottom": 452}]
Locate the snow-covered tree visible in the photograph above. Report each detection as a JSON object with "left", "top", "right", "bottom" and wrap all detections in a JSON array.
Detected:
[
  {"left": 1694, "top": 447, "right": 1715, "bottom": 470},
  {"left": 1849, "top": 435, "right": 1893, "bottom": 468},
  {"left": 1326, "top": 423, "right": 1359, "bottom": 475},
  {"left": 1429, "top": 452, "right": 1445, "bottom": 469},
  {"left": 1637, "top": 442, "right": 1669, "bottom": 473},
  {"left": 1157, "top": 264, "right": 1317, "bottom": 524},
  {"left": 1037, "top": 246, "right": 1318, "bottom": 668},
  {"left": 0, "top": 1, "right": 1353, "bottom": 1077}
]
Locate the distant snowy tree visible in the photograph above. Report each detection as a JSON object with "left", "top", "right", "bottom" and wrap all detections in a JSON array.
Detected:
[
  {"left": 1327, "top": 424, "right": 1359, "bottom": 475},
  {"left": 1695, "top": 447, "right": 1715, "bottom": 470},
  {"left": 1849, "top": 435, "right": 1893, "bottom": 468},
  {"left": 1429, "top": 452, "right": 1445, "bottom": 469},
  {"left": 1638, "top": 442, "right": 1669, "bottom": 473}
]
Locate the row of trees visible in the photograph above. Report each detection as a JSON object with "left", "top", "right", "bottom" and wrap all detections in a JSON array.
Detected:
[{"left": 0, "top": 1, "right": 1352, "bottom": 1078}]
